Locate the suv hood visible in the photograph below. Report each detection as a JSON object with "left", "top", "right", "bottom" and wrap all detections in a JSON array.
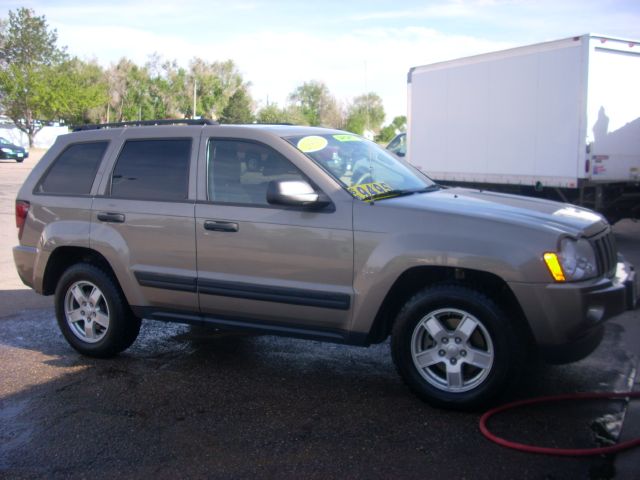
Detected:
[{"left": 384, "top": 187, "right": 608, "bottom": 237}]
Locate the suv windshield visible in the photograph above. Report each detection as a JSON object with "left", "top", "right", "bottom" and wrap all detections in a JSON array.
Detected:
[{"left": 285, "top": 133, "right": 435, "bottom": 201}]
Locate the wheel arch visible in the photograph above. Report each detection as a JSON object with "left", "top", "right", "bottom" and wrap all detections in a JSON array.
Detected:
[
  {"left": 366, "top": 266, "right": 534, "bottom": 346},
  {"left": 42, "top": 246, "right": 120, "bottom": 296}
]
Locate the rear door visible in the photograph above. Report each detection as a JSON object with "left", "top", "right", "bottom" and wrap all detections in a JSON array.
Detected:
[
  {"left": 195, "top": 130, "right": 354, "bottom": 337},
  {"left": 92, "top": 127, "right": 199, "bottom": 313}
]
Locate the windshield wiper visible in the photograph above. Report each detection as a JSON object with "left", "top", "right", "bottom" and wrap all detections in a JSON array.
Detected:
[{"left": 367, "top": 185, "right": 440, "bottom": 201}]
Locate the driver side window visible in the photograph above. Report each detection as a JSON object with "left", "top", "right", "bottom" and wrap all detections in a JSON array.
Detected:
[{"left": 207, "top": 140, "right": 306, "bottom": 206}]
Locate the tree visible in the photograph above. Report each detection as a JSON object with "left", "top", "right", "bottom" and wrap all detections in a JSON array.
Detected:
[
  {"left": 376, "top": 115, "right": 407, "bottom": 143},
  {"left": 163, "top": 61, "right": 192, "bottom": 118},
  {"left": 102, "top": 56, "right": 249, "bottom": 122},
  {"left": 105, "top": 58, "right": 155, "bottom": 122},
  {"left": 188, "top": 58, "right": 244, "bottom": 119},
  {"left": 288, "top": 80, "right": 341, "bottom": 127},
  {"left": 143, "top": 54, "right": 175, "bottom": 120},
  {"left": 219, "top": 87, "right": 254, "bottom": 124},
  {"left": 255, "top": 103, "right": 308, "bottom": 125},
  {"left": 345, "top": 92, "right": 386, "bottom": 135},
  {"left": 0, "top": 8, "right": 66, "bottom": 146},
  {"left": 54, "top": 59, "right": 108, "bottom": 125},
  {"left": 256, "top": 103, "right": 287, "bottom": 124}
]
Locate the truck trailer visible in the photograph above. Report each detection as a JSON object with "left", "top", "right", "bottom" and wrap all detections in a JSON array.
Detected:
[{"left": 407, "top": 34, "right": 640, "bottom": 222}]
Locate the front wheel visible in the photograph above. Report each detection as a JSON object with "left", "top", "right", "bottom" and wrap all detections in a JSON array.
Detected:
[
  {"left": 391, "top": 284, "right": 524, "bottom": 410},
  {"left": 54, "top": 263, "right": 141, "bottom": 357}
]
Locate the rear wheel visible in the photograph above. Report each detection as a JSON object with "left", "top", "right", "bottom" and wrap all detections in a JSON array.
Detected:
[
  {"left": 55, "top": 263, "right": 141, "bottom": 357},
  {"left": 391, "top": 284, "right": 524, "bottom": 410}
]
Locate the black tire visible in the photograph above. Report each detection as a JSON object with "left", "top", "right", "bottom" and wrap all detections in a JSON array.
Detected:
[
  {"left": 391, "top": 283, "right": 524, "bottom": 410},
  {"left": 54, "top": 263, "right": 141, "bottom": 358},
  {"left": 16, "top": 158, "right": 24, "bottom": 163}
]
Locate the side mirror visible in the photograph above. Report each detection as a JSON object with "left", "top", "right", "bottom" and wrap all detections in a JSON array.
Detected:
[{"left": 267, "top": 180, "right": 331, "bottom": 209}]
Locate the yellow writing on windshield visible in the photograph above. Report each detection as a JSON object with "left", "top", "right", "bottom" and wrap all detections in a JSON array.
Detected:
[{"left": 348, "top": 182, "right": 393, "bottom": 200}]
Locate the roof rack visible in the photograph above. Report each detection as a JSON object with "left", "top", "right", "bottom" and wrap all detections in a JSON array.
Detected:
[{"left": 73, "top": 118, "right": 218, "bottom": 132}]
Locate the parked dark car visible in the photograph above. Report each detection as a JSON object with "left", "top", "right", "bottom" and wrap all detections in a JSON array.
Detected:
[{"left": 0, "top": 137, "right": 29, "bottom": 162}]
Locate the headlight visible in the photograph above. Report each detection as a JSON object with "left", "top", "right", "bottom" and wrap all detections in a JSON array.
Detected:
[
  {"left": 1, "top": 147, "right": 13, "bottom": 153},
  {"left": 544, "top": 237, "right": 597, "bottom": 282},
  {"left": 559, "top": 238, "right": 597, "bottom": 280}
]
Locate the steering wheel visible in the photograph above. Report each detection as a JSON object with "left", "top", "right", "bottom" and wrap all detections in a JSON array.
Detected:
[{"left": 354, "top": 172, "right": 374, "bottom": 185}]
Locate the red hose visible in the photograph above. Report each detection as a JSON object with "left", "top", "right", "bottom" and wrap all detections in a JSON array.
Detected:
[{"left": 479, "top": 391, "right": 640, "bottom": 456}]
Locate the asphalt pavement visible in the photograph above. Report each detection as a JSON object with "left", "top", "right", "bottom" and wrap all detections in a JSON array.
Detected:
[{"left": 1, "top": 154, "right": 639, "bottom": 479}]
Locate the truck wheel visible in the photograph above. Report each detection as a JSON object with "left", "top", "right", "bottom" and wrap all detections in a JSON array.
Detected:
[
  {"left": 391, "top": 284, "right": 523, "bottom": 410},
  {"left": 54, "top": 263, "right": 141, "bottom": 358}
]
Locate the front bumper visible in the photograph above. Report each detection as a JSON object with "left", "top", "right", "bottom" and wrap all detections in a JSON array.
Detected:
[{"left": 509, "top": 257, "right": 638, "bottom": 363}]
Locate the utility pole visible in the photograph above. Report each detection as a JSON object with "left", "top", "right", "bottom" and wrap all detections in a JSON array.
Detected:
[
  {"left": 364, "top": 60, "right": 370, "bottom": 133},
  {"left": 193, "top": 79, "right": 197, "bottom": 118}
]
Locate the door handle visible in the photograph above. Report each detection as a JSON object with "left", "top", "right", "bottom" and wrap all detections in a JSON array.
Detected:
[
  {"left": 204, "top": 220, "right": 239, "bottom": 232},
  {"left": 97, "top": 212, "right": 126, "bottom": 223}
]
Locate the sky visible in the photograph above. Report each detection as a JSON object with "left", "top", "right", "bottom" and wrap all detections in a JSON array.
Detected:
[{"left": 2, "top": 0, "right": 639, "bottom": 122}]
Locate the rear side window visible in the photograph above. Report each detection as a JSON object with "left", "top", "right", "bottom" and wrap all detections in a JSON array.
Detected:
[
  {"left": 110, "top": 139, "right": 191, "bottom": 201},
  {"left": 36, "top": 142, "right": 108, "bottom": 195}
]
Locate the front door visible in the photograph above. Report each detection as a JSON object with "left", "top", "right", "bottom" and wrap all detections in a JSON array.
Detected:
[{"left": 195, "top": 137, "right": 354, "bottom": 336}]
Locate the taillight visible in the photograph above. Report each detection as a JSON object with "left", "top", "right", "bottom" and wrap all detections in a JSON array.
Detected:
[{"left": 15, "top": 200, "right": 30, "bottom": 239}]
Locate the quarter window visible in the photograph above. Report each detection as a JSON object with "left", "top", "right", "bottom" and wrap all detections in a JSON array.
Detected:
[
  {"left": 207, "top": 140, "right": 306, "bottom": 206},
  {"left": 110, "top": 139, "right": 191, "bottom": 201},
  {"left": 36, "top": 142, "right": 108, "bottom": 195}
]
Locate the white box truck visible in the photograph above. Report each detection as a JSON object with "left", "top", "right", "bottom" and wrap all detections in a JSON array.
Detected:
[{"left": 407, "top": 34, "right": 640, "bottom": 221}]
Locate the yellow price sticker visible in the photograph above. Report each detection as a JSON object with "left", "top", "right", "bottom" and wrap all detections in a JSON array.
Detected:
[
  {"left": 348, "top": 182, "right": 393, "bottom": 200},
  {"left": 297, "top": 136, "right": 328, "bottom": 153},
  {"left": 333, "top": 134, "right": 363, "bottom": 142}
]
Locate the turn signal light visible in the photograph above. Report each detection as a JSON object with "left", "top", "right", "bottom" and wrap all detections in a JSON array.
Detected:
[{"left": 543, "top": 252, "right": 566, "bottom": 282}]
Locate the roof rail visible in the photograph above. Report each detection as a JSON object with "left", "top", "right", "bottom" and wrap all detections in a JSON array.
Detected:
[{"left": 73, "top": 118, "right": 218, "bottom": 132}]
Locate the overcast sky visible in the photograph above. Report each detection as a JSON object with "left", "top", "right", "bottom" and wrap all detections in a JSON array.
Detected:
[{"left": 2, "top": 0, "right": 639, "bottom": 121}]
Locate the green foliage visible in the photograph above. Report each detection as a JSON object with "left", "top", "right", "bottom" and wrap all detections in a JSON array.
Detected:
[
  {"left": 219, "top": 87, "right": 254, "bottom": 124},
  {"left": 103, "top": 55, "right": 250, "bottom": 122},
  {"left": 0, "top": 8, "right": 63, "bottom": 67},
  {"left": 105, "top": 58, "right": 148, "bottom": 121},
  {"left": 345, "top": 114, "right": 367, "bottom": 135},
  {"left": 256, "top": 103, "right": 308, "bottom": 125},
  {"left": 256, "top": 104, "right": 288, "bottom": 124},
  {"left": 345, "top": 92, "right": 386, "bottom": 135},
  {"left": 55, "top": 59, "right": 108, "bottom": 125},
  {"left": 288, "top": 80, "right": 340, "bottom": 127},
  {"left": 161, "top": 61, "right": 192, "bottom": 118},
  {"left": 0, "top": 8, "right": 67, "bottom": 145},
  {"left": 375, "top": 124, "right": 396, "bottom": 143},
  {"left": 189, "top": 58, "right": 245, "bottom": 119},
  {"left": 375, "top": 115, "right": 407, "bottom": 143}
]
